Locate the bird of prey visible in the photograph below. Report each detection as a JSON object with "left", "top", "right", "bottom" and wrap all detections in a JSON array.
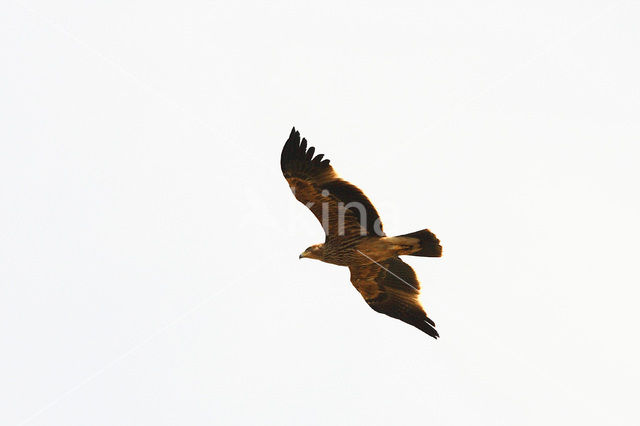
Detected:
[{"left": 281, "top": 128, "right": 443, "bottom": 338}]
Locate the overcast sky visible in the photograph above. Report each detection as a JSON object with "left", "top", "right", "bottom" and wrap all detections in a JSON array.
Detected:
[{"left": 1, "top": 1, "right": 639, "bottom": 425}]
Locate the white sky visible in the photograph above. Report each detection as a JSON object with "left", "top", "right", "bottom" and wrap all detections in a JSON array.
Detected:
[{"left": 1, "top": 1, "right": 639, "bottom": 425}]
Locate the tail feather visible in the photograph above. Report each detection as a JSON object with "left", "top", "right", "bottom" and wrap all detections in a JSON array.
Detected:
[{"left": 398, "top": 229, "right": 442, "bottom": 257}]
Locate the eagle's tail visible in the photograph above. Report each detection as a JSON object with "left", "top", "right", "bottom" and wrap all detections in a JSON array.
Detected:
[{"left": 396, "top": 229, "right": 442, "bottom": 257}]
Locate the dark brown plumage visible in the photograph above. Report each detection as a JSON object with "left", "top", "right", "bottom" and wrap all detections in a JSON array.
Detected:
[{"left": 281, "top": 128, "right": 442, "bottom": 338}]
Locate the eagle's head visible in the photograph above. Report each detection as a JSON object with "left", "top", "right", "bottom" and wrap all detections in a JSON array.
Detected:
[{"left": 299, "top": 244, "right": 324, "bottom": 260}]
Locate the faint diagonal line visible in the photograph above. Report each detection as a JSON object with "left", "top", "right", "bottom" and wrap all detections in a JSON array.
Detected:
[
  {"left": 15, "top": 276, "right": 243, "bottom": 426},
  {"left": 356, "top": 249, "right": 418, "bottom": 291},
  {"left": 12, "top": 0, "right": 235, "bottom": 149},
  {"left": 360, "top": 246, "right": 613, "bottom": 423},
  {"left": 10, "top": 1, "right": 627, "bottom": 424},
  {"left": 9, "top": 4, "right": 257, "bottom": 423}
]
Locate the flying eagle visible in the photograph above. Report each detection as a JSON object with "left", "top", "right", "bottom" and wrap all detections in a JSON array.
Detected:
[{"left": 281, "top": 128, "right": 442, "bottom": 338}]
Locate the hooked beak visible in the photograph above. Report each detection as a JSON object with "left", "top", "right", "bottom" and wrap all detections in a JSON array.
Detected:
[
  {"left": 299, "top": 251, "right": 308, "bottom": 259},
  {"left": 299, "top": 253, "right": 304, "bottom": 259}
]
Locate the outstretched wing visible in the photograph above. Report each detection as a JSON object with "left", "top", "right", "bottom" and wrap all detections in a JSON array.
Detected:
[
  {"left": 349, "top": 257, "right": 439, "bottom": 338},
  {"left": 281, "top": 127, "right": 384, "bottom": 237}
]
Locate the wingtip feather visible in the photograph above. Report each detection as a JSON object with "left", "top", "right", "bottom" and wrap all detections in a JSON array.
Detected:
[
  {"left": 419, "top": 320, "right": 439, "bottom": 339},
  {"left": 280, "top": 128, "right": 331, "bottom": 176}
]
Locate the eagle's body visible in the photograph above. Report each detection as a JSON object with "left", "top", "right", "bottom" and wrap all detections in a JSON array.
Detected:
[
  {"left": 281, "top": 128, "right": 442, "bottom": 338},
  {"left": 314, "top": 235, "right": 427, "bottom": 266}
]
